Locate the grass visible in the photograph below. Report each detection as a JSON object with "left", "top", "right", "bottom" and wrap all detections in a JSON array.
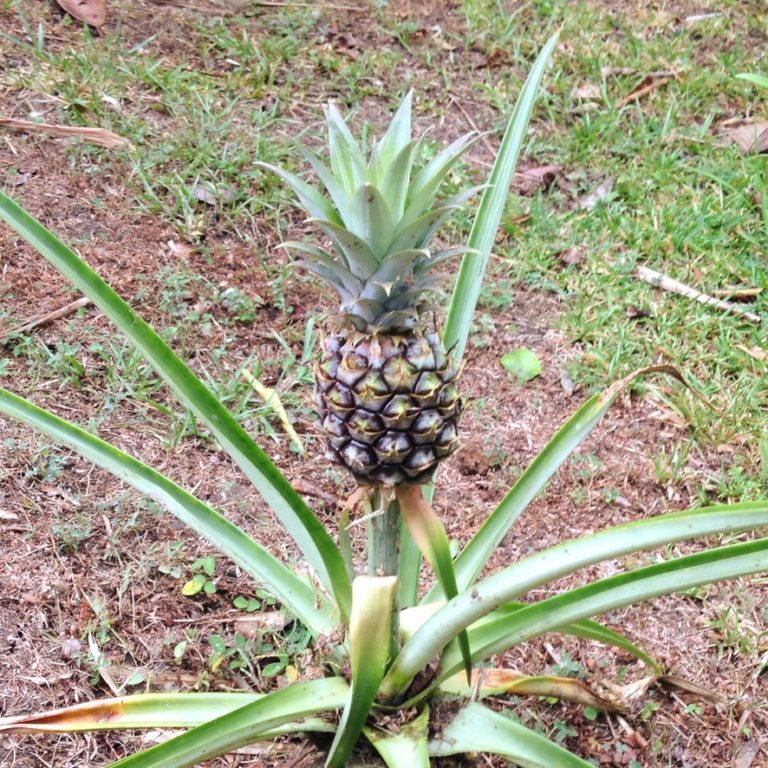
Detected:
[{"left": 469, "top": 1, "right": 768, "bottom": 495}]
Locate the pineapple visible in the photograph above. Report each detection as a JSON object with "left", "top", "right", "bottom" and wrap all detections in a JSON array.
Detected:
[{"left": 261, "top": 93, "right": 478, "bottom": 487}]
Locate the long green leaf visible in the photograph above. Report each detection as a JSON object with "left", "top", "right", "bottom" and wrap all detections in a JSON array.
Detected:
[
  {"left": 300, "top": 150, "right": 356, "bottom": 227},
  {"left": 438, "top": 537, "right": 768, "bottom": 681},
  {"left": 0, "top": 189, "right": 351, "bottom": 623},
  {"left": 736, "top": 72, "right": 768, "bottom": 89},
  {"left": 380, "top": 140, "right": 419, "bottom": 222},
  {"left": 403, "top": 130, "right": 478, "bottom": 224},
  {"left": 0, "top": 693, "right": 333, "bottom": 736},
  {"left": 326, "top": 576, "right": 397, "bottom": 768},
  {"left": 313, "top": 218, "right": 380, "bottom": 279},
  {"left": 382, "top": 501, "right": 768, "bottom": 698},
  {"left": 109, "top": 678, "right": 349, "bottom": 768},
  {"left": 429, "top": 701, "right": 592, "bottom": 767},
  {"left": 560, "top": 617, "right": 662, "bottom": 672},
  {"left": 397, "top": 485, "right": 472, "bottom": 682},
  {"left": 0, "top": 388, "right": 332, "bottom": 636},
  {"left": 423, "top": 365, "right": 686, "bottom": 601},
  {"left": 444, "top": 32, "right": 558, "bottom": 362}
]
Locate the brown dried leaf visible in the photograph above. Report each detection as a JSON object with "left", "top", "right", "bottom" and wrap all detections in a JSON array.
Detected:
[
  {"left": 735, "top": 742, "right": 762, "bottom": 768},
  {"left": 559, "top": 368, "right": 577, "bottom": 396},
  {"left": 574, "top": 82, "right": 601, "bottom": 100},
  {"left": 558, "top": 246, "right": 583, "bottom": 266},
  {"left": 722, "top": 119, "right": 768, "bottom": 154},
  {"left": 737, "top": 344, "right": 767, "bottom": 362},
  {"left": 56, "top": 0, "right": 106, "bottom": 27},
  {"left": 234, "top": 612, "right": 290, "bottom": 639},
  {"left": 626, "top": 304, "right": 652, "bottom": 319},
  {"left": 576, "top": 177, "right": 615, "bottom": 210},
  {"left": 514, "top": 164, "right": 560, "bottom": 194},
  {"left": 711, "top": 286, "right": 762, "bottom": 301}
]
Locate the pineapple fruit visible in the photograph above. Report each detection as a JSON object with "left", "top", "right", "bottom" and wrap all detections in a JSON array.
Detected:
[{"left": 261, "top": 93, "right": 477, "bottom": 487}]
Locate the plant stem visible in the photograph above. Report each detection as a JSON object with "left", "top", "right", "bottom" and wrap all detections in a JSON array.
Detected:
[
  {"left": 368, "top": 490, "right": 401, "bottom": 578},
  {"left": 367, "top": 489, "right": 401, "bottom": 656}
]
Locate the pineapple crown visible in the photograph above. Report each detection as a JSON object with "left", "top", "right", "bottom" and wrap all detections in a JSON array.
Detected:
[{"left": 260, "top": 92, "right": 480, "bottom": 333}]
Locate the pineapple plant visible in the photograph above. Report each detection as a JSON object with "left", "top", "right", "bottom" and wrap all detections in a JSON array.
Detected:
[
  {"left": 3, "top": 36, "right": 768, "bottom": 768},
  {"left": 260, "top": 94, "right": 478, "bottom": 487}
]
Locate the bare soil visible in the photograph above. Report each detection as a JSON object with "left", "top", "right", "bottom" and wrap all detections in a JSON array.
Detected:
[{"left": 1, "top": 1, "right": 766, "bottom": 767}]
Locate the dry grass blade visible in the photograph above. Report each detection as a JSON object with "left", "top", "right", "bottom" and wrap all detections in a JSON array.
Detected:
[
  {"left": 241, "top": 369, "right": 305, "bottom": 455},
  {"left": 0, "top": 117, "right": 127, "bottom": 148},
  {"left": 658, "top": 675, "right": 727, "bottom": 706},
  {"left": 441, "top": 668, "right": 660, "bottom": 713}
]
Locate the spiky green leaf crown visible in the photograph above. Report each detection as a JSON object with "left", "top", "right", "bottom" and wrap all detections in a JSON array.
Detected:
[{"left": 261, "top": 93, "right": 479, "bottom": 332}]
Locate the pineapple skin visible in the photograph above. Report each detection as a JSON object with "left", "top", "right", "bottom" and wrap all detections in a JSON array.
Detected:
[{"left": 314, "top": 323, "right": 462, "bottom": 487}]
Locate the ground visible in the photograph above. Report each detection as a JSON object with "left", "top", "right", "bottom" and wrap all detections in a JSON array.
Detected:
[{"left": 0, "top": 0, "right": 767, "bottom": 766}]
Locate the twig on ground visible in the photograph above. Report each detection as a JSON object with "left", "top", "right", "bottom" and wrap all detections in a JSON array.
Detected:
[
  {"left": 616, "top": 76, "right": 671, "bottom": 108},
  {"left": 636, "top": 265, "right": 762, "bottom": 323},
  {"left": 149, "top": 0, "right": 366, "bottom": 12},
  {"left": 282, "top": 742, "right": 318, "bottom": 768},
  {"left": 292, "top": 479, "right": 337, "bottom": 506},
  {"left": 0, "top": 297, "right": 93, "bottom": 342},
  {"left": 449, "top": 96, "right": 496, "bottom": 157},
  {"left": 616, "top": 714, "right": 649, "bottom": 749},
  {"left": 0, "top": 117, "right": 128, "bottom": 149}
]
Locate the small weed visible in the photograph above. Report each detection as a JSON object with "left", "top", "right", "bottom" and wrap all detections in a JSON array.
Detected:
[
  {"left": 550, "top": 650, "right": 584, "bottom": 678},
  {"left": 640, "top": 699, "right": 660, "bottom": 721},
  {"left": 706, "top": 603, "right": 758, "bottom": 657},
  {"left": 207, "top": 621, "right": 312, "bottom": 684},
  {"left": 182, "top": 556, "right": 217, "bottom": 597},
  {"left": 551, "top": 718, "right": 577, "bottom": 744},
  {"left": 52, "top": 516, "right": 93, "bottom": 554},
  {"left": 233, "top": 589, "right": 276, "bottom": 613}
]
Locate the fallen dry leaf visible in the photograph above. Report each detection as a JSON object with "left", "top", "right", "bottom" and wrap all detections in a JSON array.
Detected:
[
  {"left": 56, "top": 0, "right": 106, "bottom": 27},
  {"left": 559, "top": 368, "right": 576, "bottom": 397},
  {"left": 735, "top": 742, "right": 762, "bottom": 768},
  {"left": 514, "top": 164, "right": 560, "bottom": 194},
  {"left": 558, "top": 245, "right": 584, "bottom": 266},
  {"left": 722, "top": 119, "right": 768, "bottom": 154},
  {"left": 191, "top": 182, "right": 237, "bottom": 206},
  {"left": 626, "top": 304, "right": 652, "bottom": 319},
  {"left": 737, "top": 344, "right": 767, "bottom": 362},
  {"left": 0, "top": 117, "right": 127, "bottom": 148},
  {"left": 576, "top": 177, "right": 615, "bottom": 210},
  {"left": 573, "top": 82, "right": 601, "bottom": 100}
]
